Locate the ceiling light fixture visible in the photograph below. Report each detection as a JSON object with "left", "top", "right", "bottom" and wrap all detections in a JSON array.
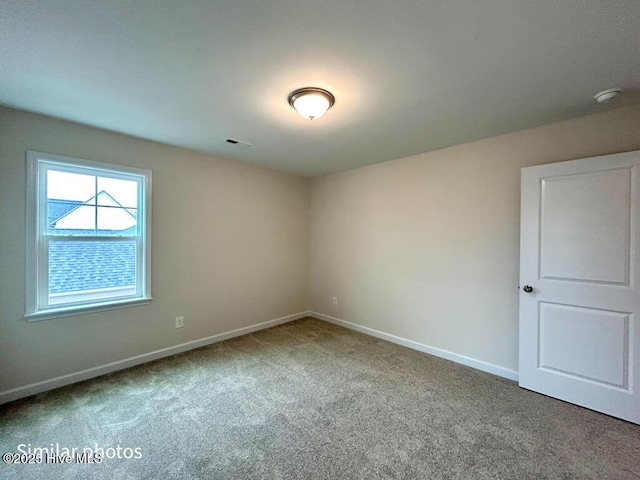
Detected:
[
  {"left": 288, "top": 87, "right": 335, "bottom": 120},
  {"left": 594, "top": 88, "right": 621, "bottom": 103}
]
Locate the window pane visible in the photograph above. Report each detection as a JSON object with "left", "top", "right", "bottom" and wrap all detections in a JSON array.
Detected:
[
  {"left": 97, "top": 177, "right": 138, "bottom": 209},
  {"left": 47, "top": 170, "right": 96, "bottom": 234},
  {"left": 49, "top": 204, "right": 97, "bottom": 233},
  {"left": 97, "top": 206, "right": 137, "bottom": 233},
  {"left": 47, "top": 170, "right": 95, "bottom": 202},
  {"left": 48, "top": 240, "right": 137, "bottom": 305},
  {"left": 96, "top": 177, "right": 138, "bottom": 234}
]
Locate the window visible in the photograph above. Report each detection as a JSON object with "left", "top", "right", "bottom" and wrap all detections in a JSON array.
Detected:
[{"left": 25, "top": 151, "right": 152, "bottom": 320}]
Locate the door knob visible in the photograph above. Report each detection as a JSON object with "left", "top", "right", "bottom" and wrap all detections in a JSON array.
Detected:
[{"left": 523, "top": 285, "right": 533, "bottom": 293}]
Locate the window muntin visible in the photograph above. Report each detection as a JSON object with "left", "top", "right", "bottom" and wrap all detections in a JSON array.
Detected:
[{"left": 26, "top": 151, "right": 152, "bottom": 320}]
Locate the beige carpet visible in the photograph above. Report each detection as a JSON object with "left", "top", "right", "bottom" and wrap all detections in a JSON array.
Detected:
[{"left": 1, "top": 317, "right": 639, "bottom": 479}]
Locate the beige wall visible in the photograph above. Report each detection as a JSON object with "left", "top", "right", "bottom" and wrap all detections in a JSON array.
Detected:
[
  {"left": 2, "top": 105, "right": 639, "bottom": 396},
  {"left": 0, "top": 107, "right": 309, "bottom": 393},
  {"left": 309, "top": 105, "right": 640, "bottom": 373}
]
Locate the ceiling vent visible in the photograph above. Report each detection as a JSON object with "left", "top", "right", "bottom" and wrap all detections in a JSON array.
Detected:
[{"left": 225, "top": 138, "right": 253, "bottom": 148}]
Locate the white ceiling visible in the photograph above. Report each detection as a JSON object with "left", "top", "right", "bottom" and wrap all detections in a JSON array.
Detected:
[{"left": 2, "top": 1, "right": 639, "bottom": 177}]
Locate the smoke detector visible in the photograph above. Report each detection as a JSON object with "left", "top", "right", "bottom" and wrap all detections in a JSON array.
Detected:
[{"left": 594, "top": 88, "right": 621, "bottom": 103}]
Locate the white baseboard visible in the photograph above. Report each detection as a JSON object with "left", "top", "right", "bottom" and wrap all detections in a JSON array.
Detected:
[
  {"left": 0, "top": 311, "right": 309, "bottom": 405},
  {"left": 309, "top": 311, "right": 519, "bottom": 382},
  {"left": 1, "top": 310, "right": 518, "bottom": 404}
]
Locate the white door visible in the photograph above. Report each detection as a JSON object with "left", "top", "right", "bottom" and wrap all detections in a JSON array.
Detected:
[{"left": 519, "top": 150, "right": 640, "bottom": 425}]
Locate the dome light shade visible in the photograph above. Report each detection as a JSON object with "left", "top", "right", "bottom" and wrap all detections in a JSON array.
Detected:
[{"left": 288, "top": 87, "right": 335, "bottom": 120}]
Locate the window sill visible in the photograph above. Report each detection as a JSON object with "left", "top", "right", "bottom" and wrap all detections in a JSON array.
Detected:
[{"left": 24, "top": 297, "right": 153, "bottom": 322}]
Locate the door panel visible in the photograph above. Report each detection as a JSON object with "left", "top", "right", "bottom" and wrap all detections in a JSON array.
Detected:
[
  {"left": 520, "top": 150, "right": 640, "bottom": 424},
  {"left": 540, "top": 169, "right": 631, "bottom": 284},
  {"left": 538, "top": 302, "right": 629, "bottom": 388}
]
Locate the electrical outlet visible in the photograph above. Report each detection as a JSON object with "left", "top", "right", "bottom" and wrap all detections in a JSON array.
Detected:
[
  {"left": 175, "top": 316, "right": 184, "bottom": 329},
  {"left": 332, "top": 296, "right": 338, "bottom": 306}
]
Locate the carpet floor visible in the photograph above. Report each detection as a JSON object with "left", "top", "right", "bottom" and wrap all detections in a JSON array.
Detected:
[{"left": 1, "top": 317, "right": 639, "bottom": 479}]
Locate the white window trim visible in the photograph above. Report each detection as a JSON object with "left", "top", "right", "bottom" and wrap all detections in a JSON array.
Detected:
[{"left": 25, "top": 151, "right": 152, "bottom": 321}]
